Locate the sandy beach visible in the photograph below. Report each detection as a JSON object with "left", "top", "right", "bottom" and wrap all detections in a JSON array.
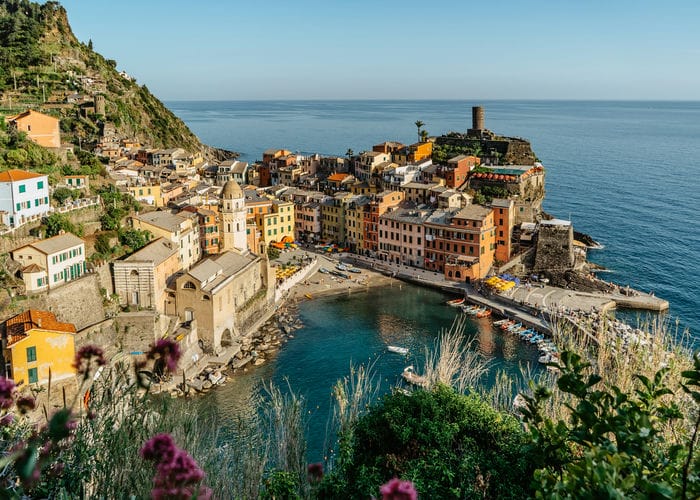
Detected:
[{"left": 275, "top": 249, "right": 397, "bottom": 304}]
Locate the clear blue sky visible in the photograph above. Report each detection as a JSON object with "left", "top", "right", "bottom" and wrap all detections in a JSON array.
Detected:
[{"left": 55, "top": 0, "right": 700, "bottom": 101}]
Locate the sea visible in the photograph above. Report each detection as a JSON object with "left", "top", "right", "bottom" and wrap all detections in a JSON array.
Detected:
[{"left": 166, "top": 100, "right": 700, "bottom": 459}]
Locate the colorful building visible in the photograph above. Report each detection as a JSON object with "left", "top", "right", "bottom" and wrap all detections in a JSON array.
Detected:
[
  {"left": 362, "top": 190, "right": 405, "bottom": 255},
  {"left": 492, "top": 198, "right": 515, "bottom": 264},
  {"left": 424, "top": 205, "right": 496, "bottom": 281},
  {"left": 11, "top": 233, "right": 86, "bottom": 293},
  {"left": 130, "top": 210, "right": 200, "bottom": 270},
  {"left": 64, "top": 175, "right": 90, "bottom": 190},
  {"left": 6, "top": 110, "right": 61, "bottom": 148},
  {"left": 256, "top": 200, "right": 295, "bottom": 248},
  {"left": 2, "top": 310, "right": 76, "bottom": 385},
  {"left": 344, "top": 196, "right": 370, "bottom": 253},
  {"left": 377, "top": 203, "right": 431, "bottom": 267},
  {"left": 0, "top": 169, "right": 50, "bottom": 228}
]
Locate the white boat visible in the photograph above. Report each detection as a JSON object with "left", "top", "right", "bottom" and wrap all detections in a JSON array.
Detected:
[
  {"left": 447, "top": 297, "right": 465, "bottom": 307},
  {"left": 387, "top": 345, "right": 409, "bottom": 355},
  {"left": 402, "top": 365, "right": 428, "bottom": 388}
]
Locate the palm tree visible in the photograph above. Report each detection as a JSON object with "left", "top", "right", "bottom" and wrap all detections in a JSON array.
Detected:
[
  {"left": 420, "top": 129, "right": 429, "bottom": 143},
  {"left": 415, "top": 120, "right": 425, "bottom": 142}
]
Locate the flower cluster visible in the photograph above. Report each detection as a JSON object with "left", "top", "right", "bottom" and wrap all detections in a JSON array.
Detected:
[
  {"left": 73, "top": 344, "right": 107, "bottom": 379},
  {"left": 307, "top": 462, "right": 324, "bottom": 483},
  {"left": 380, "top": 478, "right": 418, "bottom": 500},
  {"left": 147, "top": 339, "right": 182, "bottom": 373},
  {"left": 141, "top": 433, "right": 211, "bottom": 500},
  {"left": 0, "top": 377, "right": 16, "bottom": 409}
]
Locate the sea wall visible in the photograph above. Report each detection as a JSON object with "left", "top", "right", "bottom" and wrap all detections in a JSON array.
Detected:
[{"left": 274, "top": 258, "right": 318, "bottom": 302}]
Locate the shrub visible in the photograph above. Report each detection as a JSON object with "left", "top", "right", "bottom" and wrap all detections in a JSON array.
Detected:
[{"left": 326, "top": 384, "right": 536, "bottom": 499}]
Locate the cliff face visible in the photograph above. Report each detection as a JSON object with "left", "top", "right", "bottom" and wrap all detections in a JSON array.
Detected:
[{"left": 0, "top": 0, "right": 228, "bottom": 158}]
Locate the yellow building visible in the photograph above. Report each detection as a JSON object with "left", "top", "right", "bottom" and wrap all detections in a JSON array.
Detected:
[
  {"left": 256, "top": 200, "right": 295, "bottom": 247},
  {"left": 2, "top": 310, "right": 76, "bottom": 385},
  {"left": 6, "top": 110, "right": 61, "bottom": 149},
  {"left": 127, "top": 183, "right": 163, "bottom": 207}
]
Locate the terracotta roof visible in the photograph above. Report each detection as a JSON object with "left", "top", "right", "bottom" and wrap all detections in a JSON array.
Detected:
[
  {"left": 0, "top": 169, "right": 45, "bottom": 182},
  {"left": 5, "top": 309, "right": 76, "bottom": 346},
  {"left": 327, "top": 173, "right": 350, "bottom": 182},
  {"left": 21, "top": 264, "right": 44, "bottom": 273}
]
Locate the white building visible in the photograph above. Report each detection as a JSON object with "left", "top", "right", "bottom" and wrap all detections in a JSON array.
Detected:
[
  {"left": 0, "top": 170, "right": 50, "bottom": 228},
  {"left": 11, "top": 233, "right": 86, "bottom": 293}
]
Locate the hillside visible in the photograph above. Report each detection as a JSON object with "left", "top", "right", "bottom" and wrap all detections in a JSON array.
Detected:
[{"left": 0, "top": 0, "right": 232, "bottom": 159}]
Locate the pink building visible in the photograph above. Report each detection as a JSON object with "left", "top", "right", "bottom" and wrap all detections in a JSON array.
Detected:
[{"left": 377, "top": 202, "right": 432, "bottom": 267}]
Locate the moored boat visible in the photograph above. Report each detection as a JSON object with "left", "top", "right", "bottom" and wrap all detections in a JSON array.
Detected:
[
  {"left": 476, "top": 308, "right": 492, "bottom": 318},
  {"left": 447, "top": 298, "right": 465, "bottom": 307},
  {"left": 387, "top": 345, "right": 409, "bottom": 355},
  {"left": 402, "top": 366, "right": 428, "bottom": 388}
]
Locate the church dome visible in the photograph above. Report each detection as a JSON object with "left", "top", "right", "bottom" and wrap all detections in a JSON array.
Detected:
[{"left": 221, "top": 179, "right": 243, "bottom": 199}]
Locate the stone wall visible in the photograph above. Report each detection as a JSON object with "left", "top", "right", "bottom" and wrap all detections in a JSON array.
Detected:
[
  {"left": 0, "top": 273, "right": 106, "bottom": 330},
  {"left": 534, "top": 224, "right": 574, "bottom": 273}
]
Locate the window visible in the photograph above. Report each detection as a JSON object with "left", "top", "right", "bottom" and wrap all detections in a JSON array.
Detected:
[
  {"left": 183, "top": 281, "right": 196, "bottom": 290},
  {"left": 26, "top": 346, "right": 37, "bottom": 362},
  {"left": 19, "top": 184, "right": 26, "bottom": 193},
  {"left": 28, "top": 368, "right": 38, "bottom": 384},
  {"left": 38, "top": 181, "right": 44, "bottom": 189},
  {"left": 16, "top": 203, "right": 21, "bottom": 211}
]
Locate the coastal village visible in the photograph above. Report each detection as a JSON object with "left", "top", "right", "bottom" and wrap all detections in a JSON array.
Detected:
[{"left": 0, "top": 101, "right": 668, "bottom": 402}]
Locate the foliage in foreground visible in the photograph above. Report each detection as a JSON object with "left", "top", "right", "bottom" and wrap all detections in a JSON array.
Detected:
[
  {"left": 321, "top": 383, "right": 536, "bottom": 499},
  {"left": 523, "top": 350, "right": 700, "bottom": 499}
]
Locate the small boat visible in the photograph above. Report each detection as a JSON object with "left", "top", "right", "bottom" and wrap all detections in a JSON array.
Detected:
[
  {"left": 493, "top": 319, "right": 510, "bottom": 326},
  {"left": 466, "top": 306, "right": 482, "bottom": 315},
  {"left": 529, "top": 334, "right": 544, "bottom": 344},
  {"left": 447, "top": 298, "right": 465, "bottom": 307},
  {"left": 337, "top": 264, "right": 350, "bottom": 271},
  {"left": 507, "top": 323, "right": 523, "bottom": 332},
  {"left": 319, "top": 267, "right": 329, "bottom": 274},
  {"left": 500, "top": 320, "right": 515, "bottom": 330},
  {"left": 387, "top": 345, "right": 409, "bottom": 355},
  {"left": 476, "top": 308, "right": 492, "bottom": 318},
  {"left": 331, "top": 270, "right": 350, "bottom": 279},
  {"left": 402, "top": 366, "right": 428, "bottom": 388},
  {"left": 304, "top": 293, "right": 313, "bottom": 300},
  {"left": 349, "top": 267, "right": 362, "bottom": 273}
]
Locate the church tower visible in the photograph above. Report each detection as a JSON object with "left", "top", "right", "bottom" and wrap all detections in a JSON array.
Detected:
[{"left": 220, "top": 180, "right": 247, "bottom": 252}]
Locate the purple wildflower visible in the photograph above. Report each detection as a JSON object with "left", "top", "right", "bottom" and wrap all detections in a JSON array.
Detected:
[
  {"left": 0, "top": 377, "right": 16, "bottom": 409},
  {"left": 0, "top": 413, "right": 14, "bottom": 426},
  {"left": 73, "top": 345, "right": 106, "bottom": 377},
  {"left": 380, "top": 478, "right": 418, "bottom": 500},
  {"left": 16, "top": 395, "right": 36, "bottom": 414},
  {"left": 147, "top": 339, "right": 182, "bottom": 373},
  {"left": 307, "top": 462, "right": 324, "bottom": 483},
  {"left": 141, "top": 433, "right": 211, "bottom": 499}
]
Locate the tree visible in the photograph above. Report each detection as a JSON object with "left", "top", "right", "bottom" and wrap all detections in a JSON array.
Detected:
[
  {"left": 119, "top": 229, "right": 151, "bottom": 252},
  {"left": 323, "top": 384, "right": 536, "bottom": 498},
  {"left": 45, "top": 213, "right": 76, "bottom": 237},
  {"left": 52, "top": 187, "right": 73, "bottom": 205},
  {"left": 420, "top": 129, "right": 429, "bottom": 143},
  {"left": 415, "top": 120, "right": 425, "bottom": 142},
  {"left": 94, "top": 233, "right": 113, "bottom": 255}
]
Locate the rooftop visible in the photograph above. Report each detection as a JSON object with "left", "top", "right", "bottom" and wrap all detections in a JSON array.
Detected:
[
  {"left": 0, "top": 169, "right": 46, "bottom": 183},
  {"left": 14, "top": 232, "right": 84, "bottom": 256},
  {"left": 5, "top": 309, "right": 76, "bottom": 346},
  {"left": 133, "top": 211, "right": 189, "bottom": 233},
  {"left": 122, "top": 237, "right": 178, "bottom": 266}
]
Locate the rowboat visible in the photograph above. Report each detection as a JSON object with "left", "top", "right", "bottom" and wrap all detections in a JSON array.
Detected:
[
  {"left": 476, "top": 308, "right": 492, "bottom": 318},
  {"left": 387, "top": 345, "right": 409, "bottom": 355},
  {"left": 447, "top": 298, "right": 465, "bottom": 307},
  {"left": 304, "top": 293, "right": 313, "bottom": 300}
]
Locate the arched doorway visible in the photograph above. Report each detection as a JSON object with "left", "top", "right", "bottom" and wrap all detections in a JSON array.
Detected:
[{"left": 221, "top": 329, "right": 233, "bottom": 348}]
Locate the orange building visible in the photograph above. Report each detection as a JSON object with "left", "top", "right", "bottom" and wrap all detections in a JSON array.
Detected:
[
  {"left": 362, "top": 190, "right": 405, "bottom": 254},
  {"left": 492, "top": 198, "right": 514, "bottom": 264},
  {"left": 6, "top": 110, "right": 61, "bottom": 148},
  {"left": 393, "top": 142, "right": 433, "bottom": 165},
  {"left": 424, "top": 205, "right": 496, "bottom": 281}
]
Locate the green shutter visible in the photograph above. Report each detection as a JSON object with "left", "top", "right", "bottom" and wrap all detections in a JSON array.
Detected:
[{"left": 28, "top": 368, "right": 38, "bottom": 384}]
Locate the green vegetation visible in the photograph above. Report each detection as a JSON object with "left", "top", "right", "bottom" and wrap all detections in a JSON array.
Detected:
[
  {"left": 96, "top": 186, "right": 139, "bottom": 231},
  {"left": 118, "top": 228, "right": 151, "bottom": 252},
  {"left": 432, "top": 142, "right": 483, "bottom": 164},
  {"left": 44, "top": 212, "right": 80, "bottom": 237},
  {"left": 325, "top": 385, "right": 535, "bottom": 498}
]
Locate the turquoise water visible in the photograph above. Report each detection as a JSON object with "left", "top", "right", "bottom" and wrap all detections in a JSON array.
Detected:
[{"left": 201, "top": 284, "right": 540, "bottom": 461}]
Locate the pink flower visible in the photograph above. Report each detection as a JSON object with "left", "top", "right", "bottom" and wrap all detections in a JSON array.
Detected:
[
  {"left": 380, "top": 478, "right": 418, "bottom": 500},
  {"left": 73, "top": 345, "right": 106, "bottom": 378},
  {"left": 147, "top": 339, "right": 182, "bottom": 373},
  {"left": 0, "top": 377, "right": 15, "bottom": 409},
  {"left": 141, "top": 433, "right": 210, "bottom": 499}
]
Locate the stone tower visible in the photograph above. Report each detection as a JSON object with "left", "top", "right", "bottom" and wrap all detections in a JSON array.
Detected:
[
  {"left": 94, "top": 94, "right": 106, "bottom": 116},
  {"left": 220, "top": 180, "right": 247, "bottom": 253}
]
